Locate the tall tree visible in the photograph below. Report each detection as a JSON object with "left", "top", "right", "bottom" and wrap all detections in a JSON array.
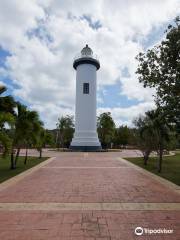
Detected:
[
  {"left": 97, "top": 112, "right": 115, "bottom": 149},
  {"left": 136, "top": 16, "right": 180, "bottom": 127}
]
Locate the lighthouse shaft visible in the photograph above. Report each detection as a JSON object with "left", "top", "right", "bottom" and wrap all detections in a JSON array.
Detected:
[
  {"left": 75, "top": 64, "right": 97, "bottom": 132},
  {"left": 70, "top": 45, "right": 101, "bottom": 151}
]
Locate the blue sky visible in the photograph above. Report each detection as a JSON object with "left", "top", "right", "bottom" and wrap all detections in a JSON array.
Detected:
[
  {"left": 98, "top": 83, "right": 142, "bottom": 108},
  {"left": 0, "top": 0, "right": 179, "bottom": 128}
]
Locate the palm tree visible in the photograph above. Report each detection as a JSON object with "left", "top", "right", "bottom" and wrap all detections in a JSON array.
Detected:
[
  {"left": 12, "top": 103, "right": 43, "bottom": 166},
  {"left": 23, "top": 109, "right": 43, "bottom": 164},
  {"left": 0, "top": 86, "right": 45, "bottom": 168},
  {"left": 57, "top": 115, "right": 74, "bottom": 149},
  {"left": 0, "top": 85, "right": 15, "bottom": 157},
  {"left": 36, "top": 129, "right": 53, "bottom": 158},
  {"left": 13, "top": 103, "right": 28, "bottom": 166}
]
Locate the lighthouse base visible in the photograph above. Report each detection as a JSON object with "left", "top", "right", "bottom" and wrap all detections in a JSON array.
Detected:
[
  {"left": 69, "top": 145, "right": 102, "bottom": 152},
  {"left": 70, "top": 131, "right": 101, "bottom": 152}
]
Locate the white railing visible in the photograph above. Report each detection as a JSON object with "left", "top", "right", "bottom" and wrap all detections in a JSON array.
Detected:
[{"left": 74, "top": 53, "right": 99, "bottom": 61}]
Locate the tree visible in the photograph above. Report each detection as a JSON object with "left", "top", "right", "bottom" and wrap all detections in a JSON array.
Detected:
[
  {"left": 56, "top": 115, "right": 74, "bottom": 149},
  {"left": 97, "top": 112, "right": 115, "bottom": 149},
  {"left": 146, "top": 109, "right": 171, "bottom": 172},
  {"left": 136, "top": 16, "right": 180, "bottom": 127},
  {"left": 36, "top": 129, "right": 54, "bottom": 158},
  {"left": 113, "top": 125, "right": 130, "bottom": 148},
  {"left": 23, "top": 109, "right": 43, "bottom": 165},
  {"left": 12, "top": 103, "right": 43, "bottom": 167},
  {"left": 0, "top": 85, "right": 15, "bottom": 156},
  {"left": 133, "top": 115, "right": 157, "bottom": 165},
  {"left": 0, "top": 113, "right": 14, "bottom": 156},
  {"left": 0, "top": 85, "right": 46, "bottom": 167},
  {"left": 0, "top": 86, "right": 16, "bottom": 115},
  {"left": 134, "top": 108, "right": 172, "bottom": 172}
]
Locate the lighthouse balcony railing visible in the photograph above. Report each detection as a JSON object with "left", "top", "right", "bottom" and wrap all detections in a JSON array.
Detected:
[{"left": 74, "top": 53, "right": 99, "bottom": 62}]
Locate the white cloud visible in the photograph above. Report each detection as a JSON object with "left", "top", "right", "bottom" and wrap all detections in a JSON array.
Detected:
[
  {"left": 0, "top": 0, "right": 179, "bottom": 128},
  {"left": 98, "top": 101, "right": 156, "bottom": 127},
  {"left": 0, "top": 0, "right": 45, "bottom": 51}
]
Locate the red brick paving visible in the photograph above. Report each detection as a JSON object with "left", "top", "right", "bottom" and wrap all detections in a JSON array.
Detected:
[
  {"left": 0, "top": 211, "right": 179, "bottom": 239},
  {"left": 0, "top": 152, "right": 180, "bottom": 239}
]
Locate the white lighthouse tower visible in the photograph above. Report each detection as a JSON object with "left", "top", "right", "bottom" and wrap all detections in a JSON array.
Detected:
[{"left": 70, "top": 45, "right": 101, "bottom": 151}]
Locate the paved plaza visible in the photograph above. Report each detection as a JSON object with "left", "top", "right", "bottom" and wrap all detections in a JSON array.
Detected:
[{"left": 0, "top": 151, "right": 180, "bottom": 239}]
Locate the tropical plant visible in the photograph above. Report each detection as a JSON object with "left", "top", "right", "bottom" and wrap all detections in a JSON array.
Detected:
[
  {"left": 0, "top": 85, "right": 15, "bottom": 156},
  {"left": 134, "top": 108, "right": 172, "bottom": 172},
  {"left": 36, "top": 129, "right": 53, "bottom": 158},
  {"left": 11, "top": 102, "right": 43, "bottom": 167},
  {"left": 56, "top": 115, "right": 74, "bottom": 149},
  {"left": 97, "top": 112, "right": 115, "bottom": 149},
  {"left": 113, "top": 125, "right": 130, "bottom": 148}
]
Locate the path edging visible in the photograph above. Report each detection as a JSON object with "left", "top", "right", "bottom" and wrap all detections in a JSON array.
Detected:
[{"left": 0, "top": 202, "right": 180, "bottom": 211}]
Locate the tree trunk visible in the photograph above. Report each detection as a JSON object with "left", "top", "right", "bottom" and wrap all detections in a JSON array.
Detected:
[
  {"left": 143, "top": 150, "right": 151, "bottom": 165},
  {"left": 24, "top": 148, "right": 28, "bottom": 165},
  {"left": 143, "top": 155, "right": 148, "bottom": 165},
  {"left": 158, "top": 147, "right": 163, "bottom": 173},
  {"left": 39, "top": 148, "right": 42, "bottom": 159},
  {"left": 15, "top": 148, "right": 20, "bottom": 166},
  {"left": 10, "top": 149, "right": 15, "bottom": 169}
]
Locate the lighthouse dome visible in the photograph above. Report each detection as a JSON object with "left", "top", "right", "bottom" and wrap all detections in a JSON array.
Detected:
[
  {"left": 73, "top": 44, "right": 100, "bottom": 70},
  {"left": 81, "top": 44, "right": 93, "bottom": 57}
]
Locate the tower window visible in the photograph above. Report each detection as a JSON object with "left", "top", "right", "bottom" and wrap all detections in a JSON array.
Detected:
[{"left": 83, "top": 83, "right": 89, "bottom": 94}]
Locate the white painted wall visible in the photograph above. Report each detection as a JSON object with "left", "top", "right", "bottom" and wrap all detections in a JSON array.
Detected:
[{"left": 71, "top": 63, "right": 101, "bottom": 147}]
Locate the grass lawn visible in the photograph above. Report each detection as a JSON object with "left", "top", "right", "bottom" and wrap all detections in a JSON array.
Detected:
[
  {"left": 0, "top": 155, "right": 48, "bottom": 183},
  {"left": 125, "top": 153, "right": 180, "bottom": 186}
]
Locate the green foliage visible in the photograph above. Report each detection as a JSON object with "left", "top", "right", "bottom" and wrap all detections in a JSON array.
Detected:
[
  {"left": 0, "top": 131, "right": 12, "bottom": 157},
  {"left": 113, "top": 125, "right": 131, "bottom": 147},
  {"left": 13, "top": 103, "right": 43, "bottom": 146},
  {"left": 0, "top": 112, "right": 15, "bottom": 129},
  {"left": 134, "top": 108, "right": 174, "bottom": 172},
  {"left": 12, "top": 102, "right": 44, "bottom": 165},
  {"left": 56, "top": 115, "right": 74, "bottom": 148},
  {"left": 36, "top": 128, "right": 54, "bottom": 158},
  {"left": 97, "top": 112, "right": 115, "bottom": 149},
  {"left": 0, "top": 85, "right": 6, "bottom": 94},
  {"left": 43, "top": 131, "right": 54, "bottom": 147},
  {"left": 133, "top": 114, "right": 157, "bottom": 164},
  {"left": 0, "top": 85, "right": 51, "bottom": 167},
  {"left": 136, "top": 16, "right": 180, "bottom": 126},
  {"left": 0, "top": 85, "right": 15, "bottom": 155}
]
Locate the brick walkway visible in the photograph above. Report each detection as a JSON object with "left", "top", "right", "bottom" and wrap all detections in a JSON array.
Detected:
[{"left": 0, "top": 152, "right": 179, "bottom": 239}]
